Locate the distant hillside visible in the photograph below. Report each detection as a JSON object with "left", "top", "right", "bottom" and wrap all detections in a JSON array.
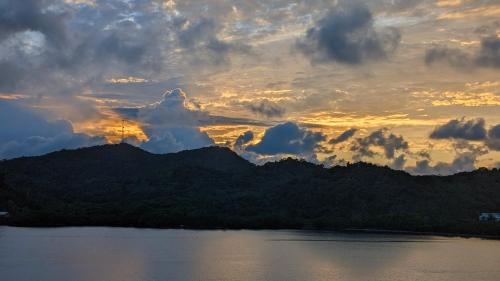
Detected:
[{"left": 1, "top": 144, "right": 500, "bottom": 235}]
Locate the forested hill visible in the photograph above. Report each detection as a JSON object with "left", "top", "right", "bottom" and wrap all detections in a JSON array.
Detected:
[{"left": 1, "top": 143, "right": 500, "bottom": 235}]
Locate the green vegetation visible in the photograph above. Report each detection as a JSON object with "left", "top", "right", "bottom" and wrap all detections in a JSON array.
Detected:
[{"left": 1, "top": 143, "right": 499, "bottom": 235}]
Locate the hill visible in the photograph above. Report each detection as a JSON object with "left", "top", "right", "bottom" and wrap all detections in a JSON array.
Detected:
[{"left": 1, "top": 144, "right": 500, "bottom": 235}]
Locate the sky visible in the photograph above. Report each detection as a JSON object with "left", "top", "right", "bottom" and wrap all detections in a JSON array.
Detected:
[{"left": 0, "top": 0, "right": 499, "bottom": 175}]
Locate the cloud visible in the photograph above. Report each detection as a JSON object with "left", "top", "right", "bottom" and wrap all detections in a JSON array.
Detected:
[
  {"left": 476, "top": 36, "right": 500, "bottom": 68},
  {"left": 0, "top": 100, "right": 105, "bottom": 159},
  {"left": 0, "top": 0, "right": 251, "bottom": 99},
  {"left": 486, "top": 124, "right": 500, "bottom": 150},
  {"left": 407, "top": 144, "right": 487, "bottom": 176},
  {"left": 407, "top": 157, "right": 474, "bottom": 176},
  {"left": 246, "top": 100, "right": 285, "bottom": 118},
  {"left": 488, "top": 124, "right": 500, "bottom": 140},
  {"left": 137, "top": 88, "right": 206, "bottom": 126},
  {"left": 430, "top": 118, "right": 487, "bottom": 141},
  {"left": 425, "top": 37, "right": 500, "bottom": 69},
  {"left": 424, "top": 47, "right": 472, "bottom": 68},
  {"left": 140, "top": 127, "right": 214, "bottom": 154},
  {"left": 390, "top": 154, "right": 407, "bottom": 170},
  {"left": 430, "top": 118, "right": 500, "bottom": 151},
  {"left": 330, "top": 128, "right": 357, "bottom": 144},
  {"left": 0, "top": 0, "right": 170, "bottom": 95},
  {"left": 0, "top": 0, "right": 67, "bottom": 46},
  {"left": 173, "top": 16, "right": 252, "bottom": 66},
  {"left": 134, "top": 89, "right": 214, "bottom": 154},
  {"left": 474, "top": 20, "right": 500, "bottom": 36},
  {"left": 296, "top": 2, "right": 401, "bottom": 64},
  {"left": 234, "top": 131, "right": 254, "bottom": 148},
  {"left": 247, "top": 122, "right": 326, "bottom": 156},
  {"left": 322, "top": 154, "right": 348, "bottom": 168},
  {"left": 351, "top": 128, "right": 409, "bottom": 160}
]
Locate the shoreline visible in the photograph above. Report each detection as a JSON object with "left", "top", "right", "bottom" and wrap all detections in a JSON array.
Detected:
[
  {"left": 2, "top": 223, "right": 499, "bottom": 240},
  {"left": 340, "top": 228, "right": 500, "bottom": 240}
]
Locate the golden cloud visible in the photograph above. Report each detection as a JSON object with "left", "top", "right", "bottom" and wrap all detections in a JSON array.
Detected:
[
  {"left": 414, "top": 91, "right": 500, "bottom": 107},
  {"left": 438, "top": 5, "right": 500, "bottom": 19},
  {"left": 73, "top": 109, "right": 147, "bottom": 143},
  {"left": 436, "top": 0, "right": 463, "bottom": 8}
]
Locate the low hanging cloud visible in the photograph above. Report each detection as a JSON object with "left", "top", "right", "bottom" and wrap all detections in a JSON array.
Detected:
[
  {"left": 425, "top": 37, "right": 500, "bottom": 69},
  {"left": 407, "top": 157, "right": 475, "bottom": 176},
  {"left": 430, "top": 118, "right": 487, "bottom": 141},
  {"left": 247, "top": 122, "right": 326, "bottom": 156},
  {"left": 234, "top": 131, "right": 254, "bottom": 149},
  {"left": 296, "top": 2, "right": 401, "bottom": 65},
  {"left": 329, "top": 128, "right": 357, "bottom": 144},
  {"left": 406, "top": 142, "right": 488, "bottom": 176},
  {"left": 246, "top": 100, "right": 285, "bottom": 118},
  {"left": 390, "top": 154, "right": 407, "bottom": 170},
  {"left": 136, "top": 89, "right": 214, "bottom": 154},
  {"left": 351, "top": 128, "right": 409, "bottom": 160},
  {"left": 0, "top": 100, "right": 105, "bottom": 160}
]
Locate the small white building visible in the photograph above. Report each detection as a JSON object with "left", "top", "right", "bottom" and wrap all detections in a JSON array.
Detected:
[{"left": 479, "top": 213, "right": 500, "bottom": 222}]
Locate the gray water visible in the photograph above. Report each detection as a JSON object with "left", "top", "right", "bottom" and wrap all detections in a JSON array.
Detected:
[{"left": 0, "top": 227, "right": 499, "bottom": 281}]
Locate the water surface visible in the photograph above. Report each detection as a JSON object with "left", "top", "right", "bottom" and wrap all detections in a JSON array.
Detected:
[{"left": 0, "top": 227, "right": 499, "bottom": 281}]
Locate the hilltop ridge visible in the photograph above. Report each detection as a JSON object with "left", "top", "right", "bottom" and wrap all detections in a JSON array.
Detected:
[{"left": 1, "top": 144, "right": 499, "bottom": 235}]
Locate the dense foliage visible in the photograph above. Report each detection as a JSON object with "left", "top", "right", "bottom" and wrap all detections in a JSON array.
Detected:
[{"left": 1, "top": 144, "right": 499, "bottom": 235}]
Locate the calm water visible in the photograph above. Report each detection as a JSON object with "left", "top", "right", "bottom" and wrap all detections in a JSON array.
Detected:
[{"left": 0, "top": 227, "right": 499, "bottom": 281}]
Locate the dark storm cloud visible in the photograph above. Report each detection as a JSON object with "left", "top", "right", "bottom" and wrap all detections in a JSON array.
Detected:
[
  {"left": 351, "top": 128, "right": 408, "bottom": 160},
  {"left": 430, "top": 118, "right": 487, "bottom": 141},
  {"left": 425, "top": 37, "right": 500, "bottom": 69},
  {"left": 246, "top": 100, "right": 285, "bottom": 118},
  {"left": 0, "top": 0, "right": 67, "bottom": 46},
  {"left": 0, "top": 100, "right": 105, "bottom": 159},
  {"left": 247, "top": 122, "right": 326, "bottom": 155},
  {"left": 296, "top": 2, "right": 401, "bottom": 65},
  {"left": 329, "top": 128, "right": 357, "bottom": 144}
]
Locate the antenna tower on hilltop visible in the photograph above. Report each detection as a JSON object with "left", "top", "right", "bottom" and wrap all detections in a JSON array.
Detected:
[{"left": 121, "top": 119, "right": 125, "bottom": 143}]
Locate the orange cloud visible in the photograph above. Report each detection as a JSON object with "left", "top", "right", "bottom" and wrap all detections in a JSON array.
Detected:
[
  {"left": 74, "top": 109, "right": 147, "bottom": 143},
  {"left": 436, "top": 0, "right": 463, "bottom": 7}
]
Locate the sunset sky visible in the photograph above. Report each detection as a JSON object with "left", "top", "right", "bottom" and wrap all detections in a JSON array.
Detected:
[{"left": 1, "top": 0, "right": 499, "bottom": 174}]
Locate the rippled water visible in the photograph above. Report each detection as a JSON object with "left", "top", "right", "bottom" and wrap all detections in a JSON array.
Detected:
[{"left": 0, "top": 227, "right": 499, "bottom": 281}]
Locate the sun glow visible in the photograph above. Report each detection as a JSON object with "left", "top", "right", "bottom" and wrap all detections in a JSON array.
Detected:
[{"left": 74, "top": 110, "right": 148, "bottom": 143}]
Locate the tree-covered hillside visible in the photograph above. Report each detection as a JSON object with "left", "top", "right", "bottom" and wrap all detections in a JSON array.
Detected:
[{"left": 1, "top": 144, "right": 499, "bottom": 235}]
